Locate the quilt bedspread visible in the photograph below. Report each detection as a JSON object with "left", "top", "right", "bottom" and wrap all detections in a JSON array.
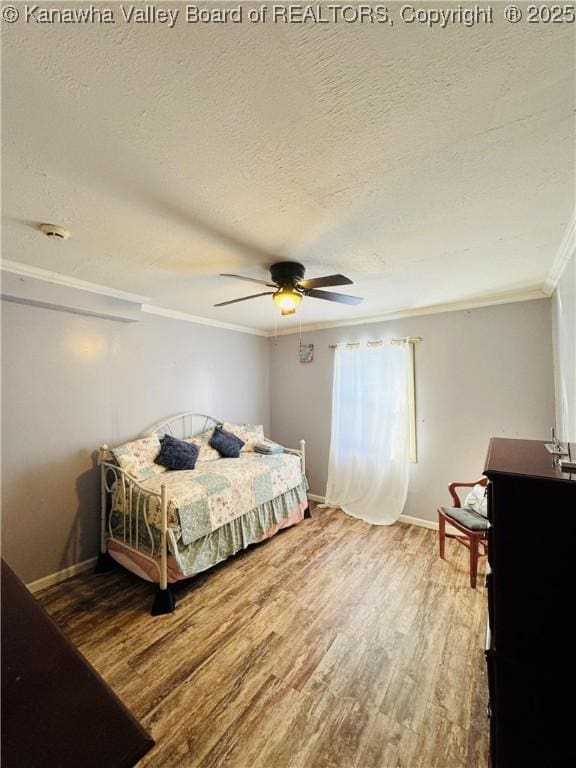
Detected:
[{"left": 119, "top": 453, "right": 304, "bottom": 545}]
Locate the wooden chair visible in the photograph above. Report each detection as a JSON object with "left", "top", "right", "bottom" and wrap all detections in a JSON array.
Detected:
[{"left": 438, "top": 477, "right": 489, "bottom": 588}]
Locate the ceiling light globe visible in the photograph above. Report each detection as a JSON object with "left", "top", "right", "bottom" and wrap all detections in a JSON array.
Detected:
[{"left": 273, "top": 286, "right": 302, "bottom": 315}]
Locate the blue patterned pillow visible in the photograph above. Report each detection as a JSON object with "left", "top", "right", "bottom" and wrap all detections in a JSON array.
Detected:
[
  {"left": 209, "top": 425, "right": 245, "bottom": 458},
  {"left": 154, "top": 435, "right": 199, "bottom": 471}
]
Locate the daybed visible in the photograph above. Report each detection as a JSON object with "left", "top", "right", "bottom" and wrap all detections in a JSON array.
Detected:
[{"left": 97, "top": 413, "right": 309, "bottom": 614}]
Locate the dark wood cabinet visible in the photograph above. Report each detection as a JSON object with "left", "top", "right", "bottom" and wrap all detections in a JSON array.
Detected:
[
  {"left": 483, "top": 438, "right": 576, "bottom": 768},
  {"left": 1, "top": 560, "right": 154, "bottom": 767}
]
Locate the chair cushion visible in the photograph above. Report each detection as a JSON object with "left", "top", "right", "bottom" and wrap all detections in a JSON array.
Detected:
[{"left": 441, "top": 506, "right": 489, "bottom": 531}]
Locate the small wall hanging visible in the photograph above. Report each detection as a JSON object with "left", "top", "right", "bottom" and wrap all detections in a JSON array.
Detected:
[{"left": 299, "top": 343, "right": 314, "bottom": 363}]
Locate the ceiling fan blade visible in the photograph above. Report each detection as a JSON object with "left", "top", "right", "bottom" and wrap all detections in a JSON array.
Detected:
[
  {"left": 297, "top": 274, "right": 353, "bottom": 290},
  {"left": 220, "top": 273, "right": 276, "bottom": 288},
  {"left": 214, "top": 292, "right": 275, "bottom": 307},
  {"left": 306, "top": 289, "right": 363, "bottom": 305}
]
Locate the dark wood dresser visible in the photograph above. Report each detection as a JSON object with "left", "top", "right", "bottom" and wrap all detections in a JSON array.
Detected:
[
  {"left": 483, "top": 438, "right": 576, "bottom": 768},
  {"left": 1, "top": 559, "right": 154, "bottom": 767}
]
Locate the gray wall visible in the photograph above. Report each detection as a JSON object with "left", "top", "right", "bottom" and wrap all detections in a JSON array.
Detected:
[
  {"left": 1, "top": 295, "right": 558, "bottom": 583},
  {"left": 269, "top": 299, "right": 555, "bottom": 524},
  {"left": 552, "top": 250, "right": 576, "bottom": 441},
  {"left": 1, "top": 301, "right": 269, "bottom": 583}
]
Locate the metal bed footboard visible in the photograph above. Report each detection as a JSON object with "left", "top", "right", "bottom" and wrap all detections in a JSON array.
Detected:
[
  {"left": 282, "top": 440, "right": 306, "bottom": 478},
  {"left": 98, "top": 450, "right": 169, "bottom": 593}
]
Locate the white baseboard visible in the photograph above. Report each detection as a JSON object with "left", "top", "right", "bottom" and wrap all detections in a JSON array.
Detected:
[
  {"left": 27, "top": 556, "right": 98, "bottom": 594},
  {"left": 308, "top": 494, "right": 452, "bottom": 533},
  {"left": 398, "top": 514, "right": 439, "bottom": 531},
  {"left": 24, "top": 509, "right": 447, "bottom": 594}
]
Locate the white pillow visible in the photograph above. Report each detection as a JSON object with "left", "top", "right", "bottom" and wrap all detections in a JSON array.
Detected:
[
  {"left": 185, "top": 429, "right": 220, "bottom": 463},
  {"left": 112, "top": 435, "right": 165, "bottom": 482},
  {"left": 221, "top": 422, "right": 265, "bottom": 452},
  {"left": 464, "top": 484, "right": 488, "bottom": 517}
]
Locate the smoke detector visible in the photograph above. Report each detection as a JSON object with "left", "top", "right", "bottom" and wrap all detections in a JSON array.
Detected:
[{"left": 39, "top": 223, "right": 70, "bottom": 240}]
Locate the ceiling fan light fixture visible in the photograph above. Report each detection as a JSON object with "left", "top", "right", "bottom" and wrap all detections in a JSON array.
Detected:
[
  {"left": 215, "top": 262, "right": 362, "bottom": 311},
  {"left": 273, "top": 285, "right": 302, "bottom": 315}
]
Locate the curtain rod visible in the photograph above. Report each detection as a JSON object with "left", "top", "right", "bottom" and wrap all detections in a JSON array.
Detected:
[{"left": 328, "top": 336, "right": 422, "bottom": 349}]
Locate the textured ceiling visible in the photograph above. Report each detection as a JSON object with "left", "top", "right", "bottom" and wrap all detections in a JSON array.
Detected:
[{"left": 2, "top": 5, "right": 574, "bottom": 331}]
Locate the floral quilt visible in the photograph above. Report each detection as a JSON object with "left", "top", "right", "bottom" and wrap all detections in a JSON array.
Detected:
[{"left": 114, "top": 452, "right": 304, "bottom": 545}]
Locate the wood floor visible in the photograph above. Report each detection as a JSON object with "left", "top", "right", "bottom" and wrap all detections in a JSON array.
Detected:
[{"left": 37, "top": 507, "right": 489, "bottom": 768}]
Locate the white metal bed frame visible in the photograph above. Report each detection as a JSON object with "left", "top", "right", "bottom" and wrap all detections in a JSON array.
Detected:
[{"left": 97, "top": 413, "right": 306, "bottom": 614}]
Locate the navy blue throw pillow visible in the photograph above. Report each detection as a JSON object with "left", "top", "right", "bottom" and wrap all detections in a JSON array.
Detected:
[
  {"left": 154, "top": 434, "right": 199, "bottom": 471},
  {"left": 209, "top": 426, "right": 244, "bottom": 458}
]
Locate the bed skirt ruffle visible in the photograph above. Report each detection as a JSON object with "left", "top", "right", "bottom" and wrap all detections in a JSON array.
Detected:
[{"left": 108, "top": 482, "right": 308, "bottom": 583}]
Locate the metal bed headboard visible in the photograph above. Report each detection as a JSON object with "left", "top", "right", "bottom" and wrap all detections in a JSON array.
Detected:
[{"left": 143, "top": 413, "right": 222, "bottom": 440}]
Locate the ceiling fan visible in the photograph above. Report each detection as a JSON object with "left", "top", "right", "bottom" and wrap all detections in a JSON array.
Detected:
[{"left": 215, "top": 261, "right": 363, "bottom": 316}]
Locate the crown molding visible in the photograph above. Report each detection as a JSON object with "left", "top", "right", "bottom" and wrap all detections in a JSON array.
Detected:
[
  {"left": 0, "top": 260, "right": 267, "bottom": 335},
  {"left": 0, "top": 259, "right": 149, "bottom": 304},
  {"left": 1, "top": 259, "right": 552, "bottom": 339},
  {"left": 141, "top": 304, "right": 268, "bottom": 336},
  {"left": 265, "top": 287, "right": 548, "bottom": 337},
  {"left": 543, "top": 214, "right": 576, "bottom": 296}
]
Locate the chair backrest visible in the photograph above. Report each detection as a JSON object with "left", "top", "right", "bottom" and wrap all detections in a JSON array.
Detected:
[{"left": 448, "top": 476, "right": 488, "bottom": 508}]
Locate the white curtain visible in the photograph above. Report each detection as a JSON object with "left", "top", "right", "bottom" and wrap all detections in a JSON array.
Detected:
[{"left": 325, "top": 343, "right": 410, "bottom": 525}]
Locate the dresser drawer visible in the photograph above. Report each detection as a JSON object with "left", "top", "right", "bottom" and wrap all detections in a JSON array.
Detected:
[
  {"left": 484, "top": 642, "right": 496, "bottom": 766},
  {"left": 486, "top": 481, "right": 494, "bottom": 524},
  {"left": 487, "top": 523, "right": 494, "bottom": 570},
  {"left": 486, "top": 571, "right": 494, "bottom": 637},
  {"left": 486, "top": 651, "right": 569, "bottom": 767}
]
